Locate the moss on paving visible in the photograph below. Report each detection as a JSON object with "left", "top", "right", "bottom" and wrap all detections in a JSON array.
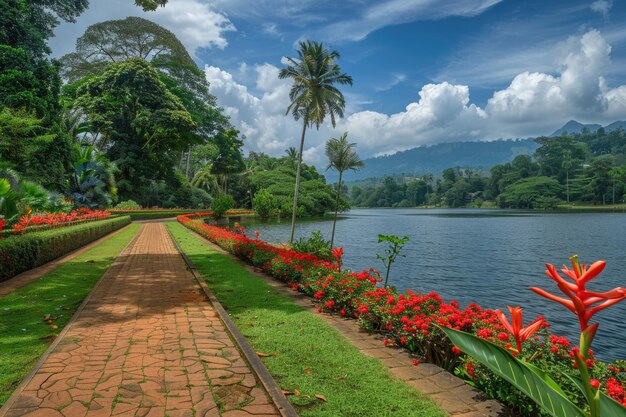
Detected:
[
  {"left": 167, "top": 222, "right": 447, "bottom": 417},
  {"left": 0, "top": 224, "right": 141, "bottom": 405}
]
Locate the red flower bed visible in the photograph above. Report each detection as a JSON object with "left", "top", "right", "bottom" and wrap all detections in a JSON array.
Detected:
[
  {"left": 8, "top": 208, "right": 111, "bottom": 236},
  {"left": 178, "top": 214, "right": 626, "bottom": 414}
]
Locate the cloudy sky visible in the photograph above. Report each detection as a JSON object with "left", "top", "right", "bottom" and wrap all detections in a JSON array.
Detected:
[{"left": 51, "top": 0, "right": 626, "bottom": 163}]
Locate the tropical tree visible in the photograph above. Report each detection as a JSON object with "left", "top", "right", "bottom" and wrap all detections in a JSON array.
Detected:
[
  {"left": 191, "top": 165, "right": 219, "bottom": 194},
  {"left": 210, "top": 128, "right": 245, "bottom": 193},
  {"left": 325, "top": 132, "right": 363, "bottom": 248},
  {"left": 66, "top": 144, "right": 117, "bottom": 208},
  {"left": 75, "top": 58, "right": 197, "bottom": 202},
  {"left": 278, "top": 40, "right": 352, "bottom": 243}
]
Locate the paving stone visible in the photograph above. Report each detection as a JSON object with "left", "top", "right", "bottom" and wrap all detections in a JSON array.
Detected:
[{"left": 1, "top": 224, "right": 279, "bottom": 417}]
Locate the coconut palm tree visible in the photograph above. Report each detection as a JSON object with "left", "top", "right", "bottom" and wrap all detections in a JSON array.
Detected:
[
  {"left": 325, "top": 132, "right": 363, "bottom": 248},
  {"left": 284, "top": 146, "right": 298, "bottom": 170},
  {"left": 279, "top": 40, "right": 352, "bottom": 243}
]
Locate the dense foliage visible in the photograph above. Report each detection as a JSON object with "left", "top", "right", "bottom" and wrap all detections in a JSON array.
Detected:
[
  {"left": 178, "top": 213, "right": 626, "bottom": 416},
  {"left": 0, "top": 7, "right": 240, "bottom": 222},
  {"left": 242, "top": 152, "right": 347, "bottom": 217},
  {"left": 351, "top": 129, "right": 626, "bottom": 209}
]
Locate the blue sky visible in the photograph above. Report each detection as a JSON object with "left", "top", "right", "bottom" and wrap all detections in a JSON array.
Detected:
[{"left": 51, "top": 0, "right": 626, "bottom": 162}]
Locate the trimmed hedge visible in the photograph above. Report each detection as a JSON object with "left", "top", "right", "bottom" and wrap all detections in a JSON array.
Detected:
[
  {"left": 109, "top": 210, "right": 203, "bottom": 221},
  {"left": 112, "top": 209, "right": 255, "bottom": 221},
  {"left": 0, "top": 216, "right": 131, "bottom": 282}
]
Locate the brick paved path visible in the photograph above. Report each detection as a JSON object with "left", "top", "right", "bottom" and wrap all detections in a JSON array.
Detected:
[{"left": 2, "top": 223, "right": 279, "bottom": 417}]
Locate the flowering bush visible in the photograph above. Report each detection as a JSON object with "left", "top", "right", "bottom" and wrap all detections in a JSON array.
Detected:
[
  {"left": 178, "top": 214, "right": 626, "bottom": 416},
  {"left": 6, "top": 208, "right": 111, "bottom": 236}
]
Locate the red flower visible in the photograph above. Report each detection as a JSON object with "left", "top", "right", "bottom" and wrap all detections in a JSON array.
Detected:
[
  {"left": 412, "top": 359, "right": 420, "bottom": 366},
  {"left": 532, "top": 256, "right": 626, "bottom": 331},
  {"left": 332, "top": 247, "right": 344, "bottom": 270},
  {"left": 495, "top": 306, "right": 544, "bottom": 354},
  {"left": 451, "top": 346, "right": 462, "bottom": 355},
  {"left": 590, "top": 379, "right": 600, "bottom": 389}
]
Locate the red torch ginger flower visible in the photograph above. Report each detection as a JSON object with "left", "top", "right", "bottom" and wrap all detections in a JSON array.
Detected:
[
  {"left": 495, "top": 306, "right": 545, "bottom": 354},
  {"left": 532, "top": 256, "right": 626, "bottom": 331},
  {"left": 332, "top": 247, "right": 344, "bottom": 270}
]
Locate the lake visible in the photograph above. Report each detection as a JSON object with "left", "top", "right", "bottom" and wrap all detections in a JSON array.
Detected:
[{"left": 243, "top": 208, "right": 626, "bottom": 361}]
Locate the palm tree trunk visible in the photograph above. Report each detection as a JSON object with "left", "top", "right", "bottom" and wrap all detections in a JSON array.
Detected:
[
  {"left": 185, "top": 147, "right": 191, "bottom": 179},
  {"left": 613, "top": 178, "right": 616, "bottom": 205},
  {"left": 566, "top": 170, "right": 570, "bottom": 203},
  {"left": 289, "top": 119, "right": 307, "bottom": 244},
  {"left": 330, "top": 171, "right": 343, "bottom": 248}
]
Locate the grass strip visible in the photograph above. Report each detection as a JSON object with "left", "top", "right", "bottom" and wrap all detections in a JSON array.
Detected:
[
  {"left": 167, "top": 222, "right": 446, "bottom": 417},
  {"left": 0, "top": 223, "right": 141, "bottom": 405}
]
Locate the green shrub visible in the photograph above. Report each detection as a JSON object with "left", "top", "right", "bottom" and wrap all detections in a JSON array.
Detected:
[
  {"left": 253, "top": 188, "right": 276, "bottom": 220},
  {"left": 114, "top": 200, "right": 141, "bottom": 210},
  {"left": 292, "top": 230, "right": 332, "bottom": 261},
  {"left": 0, "top": 216, "right": 130, "bottom": 282},
  {"left": 211, "top": 194, "right": 234, "bottom": 219}
]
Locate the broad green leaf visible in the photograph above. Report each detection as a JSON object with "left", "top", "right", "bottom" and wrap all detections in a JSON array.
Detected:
[
  {"left": 565, "top": 373, "right": 626, "bottom": 417},
  {"left": 0, "top": 179, "right": 9, "bottom": 196},
  {"left": 442, "top": 327, "right": 586, "bottom": 417}
]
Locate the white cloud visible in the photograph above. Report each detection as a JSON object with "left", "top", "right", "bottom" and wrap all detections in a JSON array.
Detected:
[
  {"left": 484, "top": 30, "right": 616, "bottom": 136},
  {"left": 590, "top": 0, "right": 612, "bottom": 18},
  {"left": 322, "top": 0, "right": 502, "bottom": 42},
  {"left": 205, "top": 63, "right": 334, "bottom": 163},
  {"left": 50, "top": 0, "right": 234, "bottom": 58},
  {"left": 375, "top": 74, "right": 407, "bottom": 92},
  {"left": 150, "top": 0, "right": 236, "bottom": 51},
  {"left": 204, "top": 29, "right": 626, "bottom": 165}
]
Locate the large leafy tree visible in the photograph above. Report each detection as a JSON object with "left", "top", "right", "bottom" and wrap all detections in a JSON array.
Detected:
[
  {"left": 61, "top": 17, "right": 230, "bottom": 175},
  {"left": 279, "top": 40, "right": 352, "bottom": 242},
  {"left": 325, "top": 132, "right": 363, "bottom": 248},
  {"left": 75, "top": 58, "right": 197, "bottom": 202},
  {"left": 61, "top": 17, "right": 214, "bottom": 105}
]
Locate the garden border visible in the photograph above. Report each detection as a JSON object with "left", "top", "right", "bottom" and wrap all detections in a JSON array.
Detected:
[
  {"left": 180, "top": 224, "right": 509, "bottom": 417},
  {"left": 166, "top": 226, "right": 300, "bottom": 417},
  {"left": 0, "top": 224, "right": 131, "bottom": 297},
  {"left": 0, "top": 225, "right": 142, "bottom": 417}
]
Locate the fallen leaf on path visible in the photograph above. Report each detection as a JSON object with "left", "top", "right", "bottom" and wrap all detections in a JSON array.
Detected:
[
  {"left": 43, "top": 314, "right": 50, "bottom": 320},
  {"left": 281, "top": 390, "right": 293, "bottom": 396},
  {"left": 293, "top": 388, "right": 301, "bottom": 396},
  {"left": 304, "top": 367, "right": 311, "bottom": 374},
  {"left": 315, "top": 394, "right": 327, "bottom": 402},
  {"left": 256, "top": 352, "right": 272, "bottom": 357},
  {"left": 50, "top": 325, "right": 58, "bottom": 330}
]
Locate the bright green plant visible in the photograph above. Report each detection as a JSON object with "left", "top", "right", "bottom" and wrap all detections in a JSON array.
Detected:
[
  {"left": 211, "top": 194, "right": 234, "bottom": 220},
  {"left": 291, "top": 230, "right": 332, "bottom": 261},
  {"left": 114, "top": 200, "right": 141, "bottom": 210},
  {"left": 376, "top": 234, "right": 409, "bottom": 287},
  {"left": 253, "top": 188, "right": 276, "bottom": 220},
  {"left": 442, "top": 256, "right": 626, "bottom": 417},
  {"left": 0, "top": 178, "right": 17, "bottom": 220}
]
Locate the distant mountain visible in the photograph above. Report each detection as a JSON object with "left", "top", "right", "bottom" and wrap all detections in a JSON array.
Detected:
[
  {"left": 604, "top": 120, "right": 626, "bottom": 132},
  {"left": 330, "top": 139, "right": 539, "bottom": 183},
  {"left": 327, "top": 120, "right": 626, "bottom": 183},
  {"left": 549, "top": 119, "right": 626, "bottom": 136}
]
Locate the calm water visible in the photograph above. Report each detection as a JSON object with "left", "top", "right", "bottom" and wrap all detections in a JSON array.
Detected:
[{"left": 243, "top": 208, "right": 626, "bottom": 361}]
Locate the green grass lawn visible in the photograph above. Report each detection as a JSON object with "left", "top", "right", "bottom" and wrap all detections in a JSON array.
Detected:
[
  {"left": 0, "top": 224, "right": 140, "bottom": 405},
  {"left": 167, "top": 222, "right": 446, "bottom": 417}
]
